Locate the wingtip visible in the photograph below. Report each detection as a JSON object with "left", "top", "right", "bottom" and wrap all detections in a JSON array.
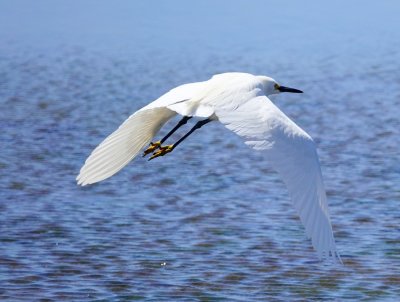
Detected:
[
  {"left": 318, "top": 249, "right": 343, "bottom": 265},
  {"left": 334, "top": 251, "right": 343, "bottom": 265},
  {"left": 76, "top": 174, "right": 87, "bottom": 186}
]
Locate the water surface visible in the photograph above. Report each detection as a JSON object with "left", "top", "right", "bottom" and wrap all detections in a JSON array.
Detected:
[{"left": 1, "top": 1, "right": 399, "bottom": 301}]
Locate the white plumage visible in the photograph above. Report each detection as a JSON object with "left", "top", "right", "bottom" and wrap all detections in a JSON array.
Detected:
[{"left": 77, "top": 72, "right": 341, "bottom": 262}]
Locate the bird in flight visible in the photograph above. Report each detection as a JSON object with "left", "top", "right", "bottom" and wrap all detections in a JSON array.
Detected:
[{"left": 77, "top": 72, "right": 341, "bottom": 262}]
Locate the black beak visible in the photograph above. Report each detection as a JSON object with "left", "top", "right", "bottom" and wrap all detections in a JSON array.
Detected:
[{"left": 278, "top": 86, "right": 303, "bottom": 93}]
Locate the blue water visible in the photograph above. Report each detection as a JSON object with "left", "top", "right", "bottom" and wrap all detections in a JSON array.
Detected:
[{"left": 1, "top": 1, "right": 399, "bottom": 301}]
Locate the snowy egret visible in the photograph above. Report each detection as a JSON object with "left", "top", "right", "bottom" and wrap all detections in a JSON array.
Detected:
[{"left": 77, "top": 72, "right": 340, "bottom": 261}]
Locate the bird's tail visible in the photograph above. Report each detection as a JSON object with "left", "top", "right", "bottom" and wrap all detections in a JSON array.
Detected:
[{"left": 77, "top": 107, "right": 176, "bottom": 186}]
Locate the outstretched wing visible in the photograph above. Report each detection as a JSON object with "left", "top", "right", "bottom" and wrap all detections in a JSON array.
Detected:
[
  {"left": 215, "top": 95, "right": 340, "bottom": 261},
  {"left": 139, "top": 81, "right": 206, "bottom": 112},
  {"left": 77, "top": 107, "right": 175, "bottom": 186},
  {"left": 77, "top": 81, "right": 205, "bottom": 186}
]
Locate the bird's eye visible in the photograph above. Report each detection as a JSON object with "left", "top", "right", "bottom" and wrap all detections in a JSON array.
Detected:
[{"left": 274, "top": 84, "right": 280, "bottom": 90}]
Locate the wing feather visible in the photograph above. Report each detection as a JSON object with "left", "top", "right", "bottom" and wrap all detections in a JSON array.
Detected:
[
  {"left": 77, "top": 107, "right": 175, "bottom": 186},
  {"left": 215, "top": 95, "right": 340, "bottom": 261},
  {"left": 139, "top": 81, "right": 206, "bottom": 112},
  {"left": 77, "top": 81, "right": 205, "bottom": 186}
]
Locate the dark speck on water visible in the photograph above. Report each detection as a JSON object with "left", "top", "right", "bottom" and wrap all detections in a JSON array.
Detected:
[{"left": 1, "top": 0, "right": 400, "bottom": 301}]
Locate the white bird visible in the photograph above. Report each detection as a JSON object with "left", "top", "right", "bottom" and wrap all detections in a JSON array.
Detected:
[{"left": 77, "top": 72, "right": 341, "bottom": 261}]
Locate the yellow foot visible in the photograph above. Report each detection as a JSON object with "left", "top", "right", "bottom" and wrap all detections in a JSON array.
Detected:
[
  {"left": 148, "top": 145, "right": 174, "bottom": 161},
  {"left": 142, "top": 141, "right": 161, "bottom": 157}
]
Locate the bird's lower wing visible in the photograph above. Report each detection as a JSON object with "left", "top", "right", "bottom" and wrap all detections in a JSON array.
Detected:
[
  {"left": 215, "top": 95, "right": 340, "bottom": 261},
  {"left": 77, "top": 107, "right": 175, "bottom": 186},
  {"left": 77, "top": 81, "right": 207, "bottom": 186}
]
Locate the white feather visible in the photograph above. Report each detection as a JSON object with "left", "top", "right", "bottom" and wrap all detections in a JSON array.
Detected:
[
  {"left": 77, "top": 81, "right": 205, "bottom": 185},
  {"left": 77, "top": 107, "right": 175, "bottom": 186},
  {"left": 214, "top": 94, "right": 340, "bottom": 261},
  {"left": 77, "top": 72, "right": 340, "bottom": 261}
]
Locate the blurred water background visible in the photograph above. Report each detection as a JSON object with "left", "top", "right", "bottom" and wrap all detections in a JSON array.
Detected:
[{"left": 1, "top": 0, "right": 399, "bottom": 301}]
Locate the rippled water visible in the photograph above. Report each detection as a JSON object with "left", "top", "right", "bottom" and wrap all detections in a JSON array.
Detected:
[{"left": 1, "top": 1, "right": 400, "bottom": 301}]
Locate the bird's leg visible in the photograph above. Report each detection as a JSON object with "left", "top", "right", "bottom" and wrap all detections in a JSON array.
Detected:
[
  {"left": 171, "top": 118, "right": 211, "bottom": 149},
  {"left": 148, "top": 118, "right": 212, "bottom": 161},
  {"left": 142, "top": 116, "right": 192, "bottom": 157},
  {"left": 160, "top": 116, "right": 192, "bottom": 144},
  {"left": 142, "top": 141, "right": 162, "bottom": 157}
]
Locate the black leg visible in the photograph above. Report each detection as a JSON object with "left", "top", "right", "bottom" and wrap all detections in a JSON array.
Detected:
[
  {"left": 143, "top": 116, "right": 192, "bottom": 157},
  {"left": 171, "top": 118, "right": 212, "bottom": 150},
  {"left": 160, "top": 116, "right": 192, "bottom": 143},
  {"left": 147, "top": 118, "right": 212, "bottom": 160}
]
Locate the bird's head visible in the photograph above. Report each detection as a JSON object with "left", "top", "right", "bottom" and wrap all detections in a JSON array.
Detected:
[{"left": 258, "top": 76, "right": 303, "bottom": 96}]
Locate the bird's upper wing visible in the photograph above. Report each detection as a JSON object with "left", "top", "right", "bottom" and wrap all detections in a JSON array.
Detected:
[
  {"left": 139, "top": 81, "right": 206, "bottom": 112},
  {"left": 77, "top": 81, "right": 205, "bottom": 186},
  {"left": 215, "top": 95, "right": 340, "bottom": 261}
]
